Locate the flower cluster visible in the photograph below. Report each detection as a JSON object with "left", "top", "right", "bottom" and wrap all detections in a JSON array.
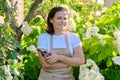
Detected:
[
  {"left": 79, "top": 59, "right": 104, "bottom": 80},
  {"left": 112, "top": 56, "right": 120, "bottom": 66},
  {"left": 21, "top": 21, "right": 32, "bottom": 36},
  {"left": 67, "top": 6, "right": 77, "bottom": 31},
  {"left": 112, "top": 29, "right": 120, "bottom": 66},
  {"left": 85, "top": 26, "right": 99, "bottom": 38},
  {"left": 67, "top": 18, "right": 76, "bottom": 31},
  {"left": 96, "top": 10, "right": 102, "bottom": 17},
  {"left": 84, "top": 26, "right": 105, "bottom": 45},
  {"left": 26, "top": 45, "right": 37, "bottom": 53},
  {"left": 113, "top": 29, "right": 120, "bottom": 55},
  {"left": 0, "top": 65, "right": 13, "bottom": 80}
]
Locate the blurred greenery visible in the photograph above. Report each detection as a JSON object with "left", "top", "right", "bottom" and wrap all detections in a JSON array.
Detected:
[{"left": 0, "top": 0, "right": 120, "bottom": 80}]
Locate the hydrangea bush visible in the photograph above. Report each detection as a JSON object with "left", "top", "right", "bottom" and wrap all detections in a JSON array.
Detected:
[{"left": 79, "top": 59, "right": 104, "bottom": 80}]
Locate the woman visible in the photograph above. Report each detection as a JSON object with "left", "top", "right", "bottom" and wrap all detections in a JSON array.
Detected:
[{"left": 37, "top": 6, "right": 85, "bottom": 80}]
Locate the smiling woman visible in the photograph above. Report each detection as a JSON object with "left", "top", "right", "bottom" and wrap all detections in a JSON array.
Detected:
[{"left": 37, "top": 6, "right": 85, "bottom": 80}]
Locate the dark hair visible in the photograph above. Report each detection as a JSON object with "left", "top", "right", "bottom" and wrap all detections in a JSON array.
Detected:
[{"left": 46, "top": 6, "right": 69, "bottom": 35}]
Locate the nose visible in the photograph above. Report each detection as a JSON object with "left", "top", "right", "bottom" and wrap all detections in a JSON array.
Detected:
[{"left": 61, "top": 18, "right": 65, "bottom": 23}]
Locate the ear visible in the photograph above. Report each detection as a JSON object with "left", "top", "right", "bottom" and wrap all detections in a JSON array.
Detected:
[{"left": 50, "top": 19, "right": 53, "bottom": 23}]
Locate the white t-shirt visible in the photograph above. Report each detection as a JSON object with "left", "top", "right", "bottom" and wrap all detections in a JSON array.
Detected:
[{"left": 37, "top": 32, "right": 81, "bottom": 56}]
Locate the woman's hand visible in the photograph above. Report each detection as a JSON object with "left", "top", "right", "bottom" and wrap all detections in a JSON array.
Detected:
[
  {"left": 45, "top": 52, "right": 60, "bottom": 64},
  {"left": 38, "top": 49, "right": 68, "bottom": 69}
]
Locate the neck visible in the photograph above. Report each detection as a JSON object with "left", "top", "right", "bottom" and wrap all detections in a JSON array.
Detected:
[{"left": 54, "top": 30, "right": 67, "bottom": 35}]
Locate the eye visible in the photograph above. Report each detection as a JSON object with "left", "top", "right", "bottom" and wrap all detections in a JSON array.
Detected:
[
  {"left": 57, "top": 18, "right": 60, "bottom": 19},
  {"left": 57, "top": 17, "right": 61, "bottom": 19},
  {"left": 64, "top": 18, "right": 67, "bottom": 20},
  {"left": 64, "top": 17, "right": 68, "bottom": 20}
]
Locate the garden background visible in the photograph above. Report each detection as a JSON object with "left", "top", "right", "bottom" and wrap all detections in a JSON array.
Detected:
[{"left": 0, "top": 0, "right": 120, "bottom": 80}]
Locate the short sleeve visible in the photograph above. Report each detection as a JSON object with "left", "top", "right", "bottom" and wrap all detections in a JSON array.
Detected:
[
  {"left": 72, "top": 34, "right": 81, "bottom": 48},
  {"left": 37, "top": 34, "right": 47, "bottom": 49}
]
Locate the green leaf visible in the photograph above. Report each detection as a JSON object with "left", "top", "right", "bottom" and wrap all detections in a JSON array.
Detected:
[
  {"left": 98, "top": 46, "right": 113, "bottom": 61},
  {"left": 0, "top": 57, "right": 5, "bottom": 66},
  {"left": 106, "top": 59, "right": 112, "bottom": 67},
  {"left": 89, "top": 45, "right": 98, "bottom": 55},
  {"left": 98, "top": 51, "right": 107, "bottom": 61},
  {"left": 112, "top": 51, "right": 118, "bottom": 56}
]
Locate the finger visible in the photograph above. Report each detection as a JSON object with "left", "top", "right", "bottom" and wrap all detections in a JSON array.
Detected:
[
  {"left": 46, "top": 59, "right": 51, "bottom": 64},
  {"left": 46, "top": 56, "right": 50, "bottom": 60},
  {"left": 47, "top": 59, "right": 49, "bottom": 62}
]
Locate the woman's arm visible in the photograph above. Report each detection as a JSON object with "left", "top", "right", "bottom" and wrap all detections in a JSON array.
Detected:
[
  {"left": 37, "top": 49, "right": 69, "bottom": 69},
  {"left": 57, "top": 45, "right": 85, "bottom": 66}
]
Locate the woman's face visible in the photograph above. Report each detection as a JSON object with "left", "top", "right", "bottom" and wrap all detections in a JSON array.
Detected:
[{"left": 50, "top": 11, "right": 68, "bottom": 31}]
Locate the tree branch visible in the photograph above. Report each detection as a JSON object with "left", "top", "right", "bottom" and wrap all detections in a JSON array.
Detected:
[
  {"left": 17, "top": 0, "right": 43, "bottom": 41},
  {"left": 24, "top": 0, "right": 43, "bottom": 23}
]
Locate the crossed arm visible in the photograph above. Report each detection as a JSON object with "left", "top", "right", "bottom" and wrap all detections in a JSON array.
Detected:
[{"left": 38, "top": 45, "right": 85, "bottom": 69}]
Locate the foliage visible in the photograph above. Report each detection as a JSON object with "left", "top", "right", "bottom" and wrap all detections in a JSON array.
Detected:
[
  {"left": 0, "top": 0, "right": 23, "bottom": 80},
  {"left": 79, "top": 1, "right": 120, "bottom": 80},
  {"left": 1, "top": 0, "right": 120, "bottom": 80},
  {"left": 20, "top": 15, "right": 46, "bottom": 80}
]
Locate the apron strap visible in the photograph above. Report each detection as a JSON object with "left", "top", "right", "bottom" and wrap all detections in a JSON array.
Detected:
[
  {"left": 64, "top": 33, "right": 69, "bottom": 51},
  {"left": 50, "top": 35, "right": 53, "bottom": 51}
]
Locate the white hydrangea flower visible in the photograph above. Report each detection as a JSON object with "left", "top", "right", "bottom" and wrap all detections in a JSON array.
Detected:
[
  {"left": 96, "top": 11, "right": 101, "bottom": 16},
  {"left": 101, "top": 7, "right": 107, "bottom": 13},
  {"left": 112, "top": 56, "right": 120, "bottom": 66},
  {"left": 22, "top": 21, "right": 28, "bottom": 27},
  {"left": 80, "top": 65, "right": 90, "bottom": 76},
  {"left": 88, "top": 70, "right": 104, "bottom": 80},
  {"left": 69, "top": 9, "right": 77, "bottom": 18},
  {"left": 27, "top": 45, "right": 37, "bottom": 53},
  {"left": 21, "top": 21, "right": 32, "bottom": 36},
  {"left": 14, "top": 68, "right": 20, "bottom": 75},
  {"left": 76, "top": 15, "right": 81, "bottom": 22},
  {"left": 89, "top": 26, "right": 99, "bottom": 35},
  {"left": 79, "top": 59, "right": 105, "bottom": 80},
  {"left": 84, "top": 26, "right": 105, "bottom": 45},
  {"left": 67, "top": 18, "right": 76, "bottom": 31},
  {"left": 113, "top": 29, "right": 120, "bottom": 40},
  {"left": 17, "top": 55, "right": 23, "bottom": 60},
  {"left": 85, "top": 26, "right": 99, "bottom": 38},
  {"left": 60, "top": 5, "right": 70, "bottom": 13},
  {"left": 3, "top": 65, "right": 13, "bottom": 80},
  {"left": 96, "top": 34, "right": 104, "bottom": 39},
  {"left": 96, "top": 34, "right": 106, "bottom": 45},
  {"left": 113, "top": 29, "right": 120, "bottom": 55},
  {"left": 13, "top": 60, "right": 18, "bottom": 63},
  {"left": 86, "top": 59, "right": 100, "bottom": 72}
]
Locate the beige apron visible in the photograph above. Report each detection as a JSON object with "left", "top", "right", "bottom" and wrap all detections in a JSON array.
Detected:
[{"left": 38, "top": 34, "right": 75, "bottom": 80}]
